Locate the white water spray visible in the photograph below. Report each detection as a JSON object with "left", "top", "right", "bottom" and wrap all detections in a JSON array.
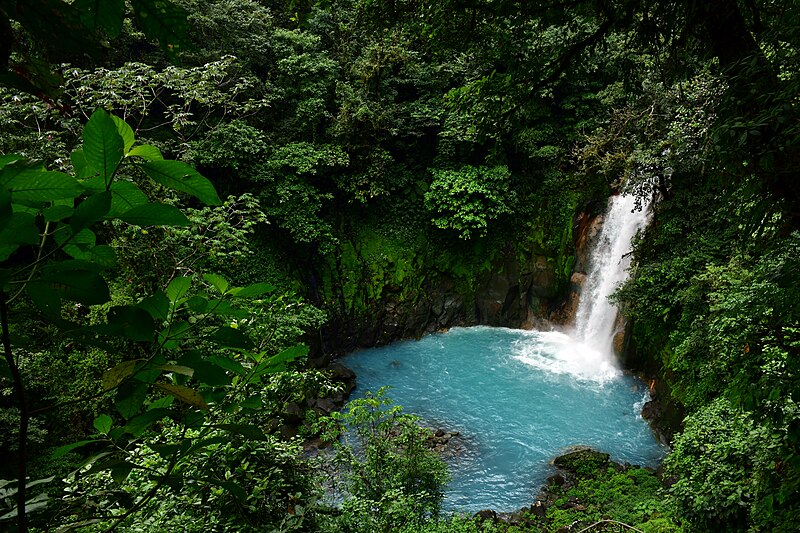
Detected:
[
  {"left": 573, "top": 193, "right": 652, "bottom": 360},
  {"left": 514, "top": 192, "right": 651, "bottom": 383}
]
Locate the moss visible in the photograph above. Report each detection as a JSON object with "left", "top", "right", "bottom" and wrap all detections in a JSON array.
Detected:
[{"left": 553, "top": 449, "right": 610, "bottom": 477}]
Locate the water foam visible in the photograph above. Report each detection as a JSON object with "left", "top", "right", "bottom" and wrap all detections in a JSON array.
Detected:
[{"left": 512, "top": 331, "right": 621, "bottom": 384}]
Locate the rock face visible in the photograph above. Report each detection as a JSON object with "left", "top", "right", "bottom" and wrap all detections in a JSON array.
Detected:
[{"left": 316, "top": 244, "right": 561, "bottom": 355}]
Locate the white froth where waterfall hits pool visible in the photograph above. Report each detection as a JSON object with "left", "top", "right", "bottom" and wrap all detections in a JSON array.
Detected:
[
  {"left": 342, "top": 326, "right": 666, "bottom": 512},
  {"left": 341, "top": 192, "right": 665, "bottom": 512}
]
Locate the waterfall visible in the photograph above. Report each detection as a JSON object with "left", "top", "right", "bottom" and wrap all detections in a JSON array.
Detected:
[{"left": 572, "top": 192, "right": 652, "bottom": 360}]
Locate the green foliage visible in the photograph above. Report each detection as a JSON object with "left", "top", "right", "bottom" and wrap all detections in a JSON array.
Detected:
[
  {"left": 424, "top": 165, "right": 517, "bottom": 240},
  {"left": 320, "top": 388, "right": 450, "bottom": 533}
]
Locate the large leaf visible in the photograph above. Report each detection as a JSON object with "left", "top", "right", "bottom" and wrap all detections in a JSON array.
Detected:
[
  {"left": 110, "top": 114, "right": 135, "bottom": 153},
  {"left": 118, "top": 203, "right": 190, "bottom": 227},
  {"left": 0, "top": 212, "right": 39, "bottom": 261},
  {"left": 166, "top": 276, "right": 191, "bottom": 302},
  {"left": 137, "top": 291, "right": 170, "bottom": 322},
  {"left": 30, "top": 261, "right": 111, "bottom": 305},
  {"left": 70, "top": 149, "right": 95, "bottom": 180},
  {"left": 115, "top": 381, "right": 149, "bottom": 419},
  {"left": 102, "top": 360, "right": 140, "bottom": 391},
  {"left": 229, "top": 282, "right": 275, "bottom": 298},
  {"left": 93, "top": 414, "right": 112, "bottom": 434},
  {"left": 211, "top": 326, "right": 253, "bottom": 349},
  {"left": 103, "top": 305, "right": 155, "bottom": 341},
  {"left": 108, "top": 180, "right": 148, "bottom": 217},
  {"left": 127, "top": 144, "right": 163, "bottom": 161},
  {"left": 140, "top": 160, "right": 221, "bottom": 205},
  {"left": 51, "top": 440, "right": 97, "bottom": 459},
  {"left": 203, "top": 273, "right": 229, "bottom": 294},
  {"left": 83, "top": 108, "right": 124, "bottom": 187},
  {"left": 73, "top": 0, "right": 125, "bottom": 38},
  {"left": 6, "top": 169, "right": 83, "bottom": 203},
  {"left": 156, "top": 383, "right": 208, "bottom": 410},
  {"left": 124, "top": 408, "right": 172, "bottom": 437},
  {"left": 70, "top": 191, "right": 112, "bottom": 232},
  {"left": 131, "top": 0, "right": 191, "bottom": 62}
]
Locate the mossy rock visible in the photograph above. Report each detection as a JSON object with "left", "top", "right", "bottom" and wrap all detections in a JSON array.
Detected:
[{"left": 553, "top": 448, "right": 610, "bottom": 477}]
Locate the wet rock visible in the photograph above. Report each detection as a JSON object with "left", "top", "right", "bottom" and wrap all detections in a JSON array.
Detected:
[
  {"left": 547, "top": 473, "right": 566, "bottom": 487},
  {"left": 530, "top": 501, "right": 547, "bottom": 518},
  {"left": 327, "top": 363, "right": 356, "bottom": 396},
  {"left": 474, "top": 509, "right": 497, "bottom": 523},
  {"left": 282, "top": 402, "right": 304, "bottom": 424}
]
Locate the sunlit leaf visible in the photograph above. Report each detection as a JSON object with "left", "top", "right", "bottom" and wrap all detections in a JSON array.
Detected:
[
  {"left": 93, "top": 414, "right": 112, "bottom": 434},
  {"left": 118, "top": 203, "right": 190, "bottom": 226},
  {"left": 83, "top": 108, "right": 124, "bottom": 188},
  {"left": 140, "top": 160, "right": 221, "bottom": 205},
  {"left": 156, "top": 383, "right": 208, "bottom": 410},
  {"left": 102, "top": 360, "right": 139, "bottom": 391}
]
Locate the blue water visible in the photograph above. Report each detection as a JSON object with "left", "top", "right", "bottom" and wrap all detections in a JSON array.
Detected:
[{"left": 341, "top": 326, "right": 667, "bottom": 512}]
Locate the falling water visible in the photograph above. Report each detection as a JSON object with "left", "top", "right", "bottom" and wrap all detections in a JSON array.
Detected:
[{"left": 572, "top": 192, "right": 652, "bottom": 360}]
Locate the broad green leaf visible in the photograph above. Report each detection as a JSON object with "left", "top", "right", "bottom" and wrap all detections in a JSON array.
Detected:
[
  {"left": 63, "top": 228, "right": 99, "bottom": 258},
  {"left": 115, "top": 381, "right": 149, "bottom": 419},
  {"left": 118, "top": 203, "right": 190, "bottom": 227},
  {"left": 0, "top": 154, "right": 23, "bottom": 170},
  {"left": 102, "top": 360, "right": 139, "bottom": 391},
  {"left": 131, "top": 0, "right": 191, "bottom": 62},
  {"left": 203, "top": 273, "right": 229, "bottom": 294},
  {"left": 186, "top": 295, "right": 209, "bottom": 313},
  {"left": 124, "top": 408, "right": 171, "bottom": 437},
  {"left": 70, "top": 191, "right": 112, "bottom": 232},
  {"left": 156, "top": 383, "right": 208, "bottom": 410},
  {"left": 0, "top": 212, "right": 39, "bottom": 261},
  {"left": 110, "top": 114, "right": 135, "bottom": 153},
  {"left": 83, "top": 109, "right": 124, "bottom": 187},
  {"left": 253, "top": 345, "right": 309, "bottom": 377},
  {"left": 177, "top": 352, "right": 231, "bottom": 386},
  {"left": 140, "top": 160, "right": 221, "bottom": 205},
  {"left": 32, "top": 261, "right": 109, "bottom": 304},
  {"left": 108, "top": 180, "right": 148, "bottom": 216},
  {"left": 137, "top": 291, "right": 170, "bottom": 322},
  {"left": 206, "top": 355, "right": 246, "bottom": 376},
  {"left": 88, "top": 245, "right": 118, "bottom": 268},
  {"left": 51, "top": 440, "right": 97, "bottom": 459},
  {"left": 93, "top": 414, "right": 112, "bottom": 434},
  {"left": 110, "top": 462, "right": 135, "bottom": 484},
  {"left": 166, "top": 276, "right": 191, "bottom": 302},
  {"left": 43, "top": 204, "right": 74, "bottom": 222},
  {"left": 228, "top": 282, "right": 275, "bottom": 298},
  {"left": 74, "top": 0, "right": 125, "bottom": 37},
  {"left": 53, "top": 225, "right": 97, "bottom": 259},
  {"left": 127, "top": 144, "right": 163, "bottom": 161},
  {"left": 215, "top": 424, "right": 266, "bottom": 440},
  {"left": 7, "top": 170, "right": 83, "bottom": 203},
  {"left": 70, "top": 149, "right": 95, "bottom": 180},
  {"left": 157, "top": 364, "right": 194, "bottom": 377},
  {"left": 158, "top": 320, "right": 191, "bottom": 348},
  {"left": 0, "top": 159, "right": 45, "bottom": 188},
  {"left": 104, "top": 305, "right": 155, "bottom": 341},
  {"left": 211, "top": 326, "right": 252, "bottom": 349},
  {"left": 208, "top": 300, "right": 249, "bottom": 319}
]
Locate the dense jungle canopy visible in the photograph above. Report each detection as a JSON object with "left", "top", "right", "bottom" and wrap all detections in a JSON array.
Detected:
[{"left": 0, "top": 0, "right": 799, "bottom": 531}]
